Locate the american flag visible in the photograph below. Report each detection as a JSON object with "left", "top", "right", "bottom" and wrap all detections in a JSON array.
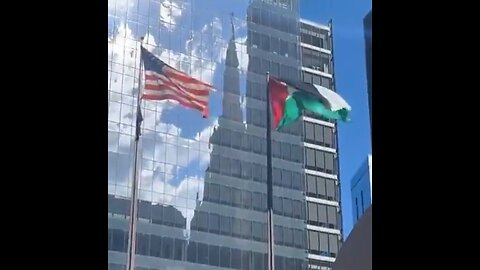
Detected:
[{"left": 141, "top": 47, "right": 214, "bottom": 117}]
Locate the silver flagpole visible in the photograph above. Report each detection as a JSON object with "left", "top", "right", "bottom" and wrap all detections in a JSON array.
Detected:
[
  {"left": 265, "top": 72, "right": 275, "bottom": 270},
  {"left": 126, "top": 37, "right": 144, "bottom": 270}
]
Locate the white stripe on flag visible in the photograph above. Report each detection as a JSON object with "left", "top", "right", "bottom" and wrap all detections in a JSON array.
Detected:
[{"left": 313, "top": 84, "right": 351, "bottom": 111}]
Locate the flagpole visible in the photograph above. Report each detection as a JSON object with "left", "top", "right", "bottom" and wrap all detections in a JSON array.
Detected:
[
  {"left": 265, "top": 72, "right": 275, "bottom": 270},
  {"left": 126, "top": 37, "right": 144, "bottom": 270}
]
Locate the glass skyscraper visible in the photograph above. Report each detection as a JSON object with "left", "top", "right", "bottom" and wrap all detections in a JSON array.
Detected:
[{"left": 108, "top": 1, "right": 342, "bottom": 269}]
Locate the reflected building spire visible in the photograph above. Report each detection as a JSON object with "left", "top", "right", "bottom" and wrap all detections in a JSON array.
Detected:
[{"left": 221, "top": 12, "right": 242, "bottom": 122}]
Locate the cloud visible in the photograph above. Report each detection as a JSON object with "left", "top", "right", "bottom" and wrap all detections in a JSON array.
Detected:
[
  {"left": 160, "top": 0, "right": 183, "bottom": 31},
  {"left": 109, "top": 8, "right": 235, "bottom": 232},
  {"left": 235, "top": 36, "right": 249, "bottom": 72}
]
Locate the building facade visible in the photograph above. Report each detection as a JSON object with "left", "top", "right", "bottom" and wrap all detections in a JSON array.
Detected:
[
  {"left": 350, "top": 155, "right": 372, "bottom": 225},
  {"left": 300, "top": 19, "right": 343, "bottom": 270},
  {"left": 108, "top": 1, "right": 342, "bottom": 269}
]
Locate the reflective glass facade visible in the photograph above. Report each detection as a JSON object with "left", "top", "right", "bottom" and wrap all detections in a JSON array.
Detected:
[{"left": 108, "top": 1, "right": 341, "bottom": 269}]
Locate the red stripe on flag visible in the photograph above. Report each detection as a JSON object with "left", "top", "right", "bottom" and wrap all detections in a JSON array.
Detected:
[
  {"left": 164, "top": 66, "right": 213, "bottom": 88},
  {"left": 144, "top": 84, "right": 208, "bottom": 106},
  {"left": 145, "top": 73, "right": 211, "bottom": 96},
  {"left": 268, "top": 77, "right": 290, "bottom": 129}
]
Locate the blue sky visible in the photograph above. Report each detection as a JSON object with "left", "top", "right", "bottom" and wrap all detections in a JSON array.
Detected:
[{"left": 300, "top": 0, "right": 372, "bottom": 237}]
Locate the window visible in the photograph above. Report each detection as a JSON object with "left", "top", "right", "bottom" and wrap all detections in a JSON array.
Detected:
[
  {"left": 242, "top": 219, "right": 252, "bottom": 239},
  {"left": 281, "top": 170, "right": 292, "bottom": 188},
  {"left": 286, "top": 258, "right": 295, "bottom": 270},
  {"left": 281, "top": 142, "right": 291, "bottom": 161},
  {"left": 231, "top": 131, "right": 241, "bottom": 149},
  {"left": 253, "top": 163, "right": 262, "bottom": 182},
  {"left": 261, "top": 8, "right": 270, "bottom": 27},
  {"left": 252, "top": 31, "right": 260, "bottom": 49},
  {"left": 273, "top": 168, "right": 282, "bottom": 186},
  {"left": 303, "top": 71, "right": 313, "bottom": 84},
  {"left": 250, "top": 56, "right": 261, "bottom": 73},
  {"left": 318, "top": 204, "right": 327, "bottom": 226},
  {"left": 261, "top": 58, "right": 270, "bottom": 74},
  {"left": 231, "top": 159, "right": 241, "bottom": 177},
  {"left": 243, "top": 190, "right": 252, "bottom": 209},
  {"left": 291, "top": 145, "right": 302, "bottom": 163},
  {"left": 252, "top": 221, "right": 263, "bottom": 241},
  {"left": 305, "top": 122, "right": 314, "bottom": 141},
  {"left": 253, "top": 252, "right": 263, "bottom": 270},
  {"left": 262, "top": 166, "right": 268, "bottom": 183},
  {"left": 317, "top": 177, "right": 327, "bottom": 198},
  {"left": 272, "top": 141, "right": 281, "bottom": 157},
  {"left": 283, "top": 227, "right": 293, "bottom": 246},
  {"left": 164, "top": 207, "right": 175, "bottom": 226},
  {"left": 292, "top": 200, "right": 303, "bottom": 219},
  {"left": 273, "top": 196, "right": 283, "bottom": 215},
  {"left": 220, "top": 215, "right": 231, "bottom": 235},
  {"left": 220, "top": 185, "right": 231, "bottom": 205},
  {"left": 307, "top": 202, "right": 318, "bottom": 225},
  {"left": 209, "top": 183, "right": 220, "bottom": 202},
  {"left": 186, "top": 241, "right": 196, "bottom": 262},
  {"left": 308, "top": 230, "right": 319, "bottom": 253},
  {"left": 319, "top": 233, "right": 329, "bottom": 255},
  {"left": 294, "top": 229, "right": 304, "bottom": 248},
  {"left": 221, "top": 129, "right": 231, "bottom": 146},
  {"left": 252, "top": 192, "right": 262, "bottom": 211},
  {"left": 271, "top": 37, "right": 279, "bottom": 54},
  {"left": 138, "top": 201, "right": 151, "bottom": 221},
  {"left": 326, "top": 179, "right": 336, "bottom": 200},
  {"left": 327, "top": 205, "right": 338, "bottom": 228},
  {"left": 271, "top": 62, "right": 280, "bottom": 77},
  {"left": 209, "top": 213, "right": 220, "bottom": 233},
  {"left": 275, "top": 256, "right": 285, "bottom": 270},
  {"left": 209, "top": 245, "right": 219, "bottom": 266},
  {"left": 325, "top": 154, "right": 334, "bottom": 174},
  {"left": 253, "top": 136, "right": 262, "bottom": 154},
  {"left": 231, "top": 248, "right": 242, "bottom": 269},
  {"left": 161, "top": 237, "right": 173, "bottom": 259},
  {"left": 220, "top": 246, "right": 230, "bottom": 268},
  {"left": 307, "top": 175, "right": 316, "bottom": 196},
  {"left": 242, "top": 250, "right": 252, "bottom": 270},
  {"left": 324, "top": 126, "right": 334, "bottom": 147},
  {"left": 252, "top": 8, "right": 260, "bottom": 24},
  {"left": 314, "top": 124, "right": 324, "bottom": 143},
  {"left": 232, "top": 188, "right": 242, "bottom": 207},
  {"left": 241, "top": 133, "right": 250, "bottom": 150},
  {"left": 197, "top": 243, "right": 208, "bottom": 264},
  {"left": 136, "top": 233, "right": 149, "bottom": 255},
  {"left": 274, "top": 225, "right": 283, "bottom": 245},
  {"left": 111, "top": 229, "right": 126, "bottom": 252},
  {"left": 220, "top": 157, "right": 231, "bottom": 175},
  {"left": 283, "top": 198, "right": 293, "bottom": 217},
  {"left": 198, "top": 212, "right": 208, "bottom": 232},
  {"left": 210, "top": 155, "right": 220, "bottom": 172},
  {"left": 306, "top": 148, "right": 315, "bottom": 168},
  {"left": 329, "top": 234, "right": 339, "bottom": 257},
  {"left": 150, "top": 235, "right": 162, "bottom": 257},
  {"left": 241, "top": 161, "right": 252, "bottom": 179},
  {"left": 292, "top": 172, "right": 303, "bottom": 191},
  {"left": 261, "top": 35, "right": 270, "bottom": 52},
  {"left": 232, "top": 218, "right": 242, "bottom": 237},
  {"left": 315, "top": 150, "right": 325, "bottom": 169},
  {"left": 174, "top": 239, "right": 185, "bottom": 260}
]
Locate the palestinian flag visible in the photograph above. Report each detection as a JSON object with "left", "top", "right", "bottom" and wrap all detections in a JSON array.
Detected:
[{"left": 268, "top": 77, "right": 351, "bottom": 130}]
